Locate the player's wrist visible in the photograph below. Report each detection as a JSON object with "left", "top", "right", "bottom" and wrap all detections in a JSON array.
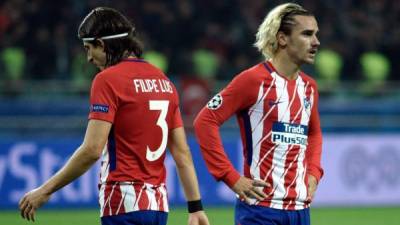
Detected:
[{"left": 187, "top": 199, "right": 203, "bottom": 213}]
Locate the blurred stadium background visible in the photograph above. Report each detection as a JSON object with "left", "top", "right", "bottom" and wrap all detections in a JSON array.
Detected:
[{"left": 1, "top": 0, "right": 399, "bottom": 224}]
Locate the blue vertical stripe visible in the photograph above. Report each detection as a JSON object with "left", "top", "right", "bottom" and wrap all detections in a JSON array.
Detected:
[
  {"left": 263, "top": 62, "right": 273, "bottom": 73},
  {"left": 108, "top": 126, "right": 116, "bottom": 171},
  {"left": 240, "top": 110, "right": 253, "bottom": 166}
]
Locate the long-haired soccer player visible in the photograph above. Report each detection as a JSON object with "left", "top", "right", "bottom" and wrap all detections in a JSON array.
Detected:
[
  {"left": 194, "top": 3, "right": 323, "bottom": 225},
  {"left": 19, "top": 7, "right": 209, "bottom": 225}
]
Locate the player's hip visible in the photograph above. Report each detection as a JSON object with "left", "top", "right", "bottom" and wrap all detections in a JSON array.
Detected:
[
  {"left": 99, "top": 182, "right": 169, "bottom": 217},
  {"left": 235, "top": 200, "right": 310, "bottom": 225}
]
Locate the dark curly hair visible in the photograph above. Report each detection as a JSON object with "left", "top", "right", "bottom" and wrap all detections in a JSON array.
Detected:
[{"left": 78, "top": 7, "right": 143, "bottom": 67}]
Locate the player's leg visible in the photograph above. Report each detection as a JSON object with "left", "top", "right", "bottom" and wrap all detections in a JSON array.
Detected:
[
  {"left": 101, "top": 210, "right": 168, "bottom": 225},
  {"left": 234, "top": 199, "right": 283, "bottom": 225}
]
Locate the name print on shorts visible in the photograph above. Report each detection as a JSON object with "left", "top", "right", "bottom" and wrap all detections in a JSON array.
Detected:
[{"left": 133, "top": 79, "right": 173, "bottom": 93}]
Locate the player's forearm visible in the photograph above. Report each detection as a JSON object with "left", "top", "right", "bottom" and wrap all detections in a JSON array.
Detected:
[
  {"left": 193, "top": 110, "right": 240, "bottom": 187},
  {"left": 40, "top": 145, "right": 100, "bottom": 195},
  {"left": 176, "top": 159, "right": 202, "bottom": 201}
]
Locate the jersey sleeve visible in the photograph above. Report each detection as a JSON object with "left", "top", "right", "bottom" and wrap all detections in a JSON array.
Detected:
[
  {"left": 170, "top": 88, "right": 184, "bottom": 129},
  {"left": 193, "top": 71, "right": 258, "bottom": 188},
  {"left": 305, "top": 82, "right": 324, "bottom": 182},
  {"left": 88, "top": 73, "right": 118, "bottom": 123}
]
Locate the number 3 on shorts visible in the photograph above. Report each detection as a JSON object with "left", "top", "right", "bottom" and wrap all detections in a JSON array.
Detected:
[{"left": 146, "top": 100, "right": 169, "bottom": 161}]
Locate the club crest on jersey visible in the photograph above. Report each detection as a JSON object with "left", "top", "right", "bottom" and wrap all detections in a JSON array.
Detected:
[
  {"left": 304, "top": 97, "right": 311, "bottom": 110},
  {"left": 207, "top": 94, "right": 223, "bottom": 110}
]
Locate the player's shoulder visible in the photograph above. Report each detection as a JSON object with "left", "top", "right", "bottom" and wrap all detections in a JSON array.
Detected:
[{"left": 93, "top": 64, "right": 120, "bottom": 81}]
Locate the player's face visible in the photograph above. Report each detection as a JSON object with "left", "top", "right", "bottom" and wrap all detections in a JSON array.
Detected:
[
  {"left": 284, "top": 15, "right": 320, "bottom": 65},
  {"left": 83, "top": 42, "right": 106, "bottom": 70}
]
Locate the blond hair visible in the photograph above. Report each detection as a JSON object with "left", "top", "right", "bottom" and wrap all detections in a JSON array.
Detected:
[{"left": 254, "top": 3, "right": 312, "bottom": 59}]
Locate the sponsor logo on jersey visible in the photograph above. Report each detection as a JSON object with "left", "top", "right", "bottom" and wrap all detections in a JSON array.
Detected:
[
  {"left": 268, "top": 100, "right": 284, "bottom": 107},
  {"left": 271, "top": 122, "right": 308, "bottom": 146},
  {"left": 91, "top": 104, "right": 109, "bottom": 113},
  {"left": 207, "top": 94, "right": 223, "bottom": 110}
]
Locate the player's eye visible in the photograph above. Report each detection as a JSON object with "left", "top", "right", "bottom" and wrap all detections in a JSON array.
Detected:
[{"left": 301, "top": 30, "right": 313, "bottom": 36}]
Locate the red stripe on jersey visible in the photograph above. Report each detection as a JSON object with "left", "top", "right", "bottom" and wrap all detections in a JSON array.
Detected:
[
  {"left": 282, "top": 148, "right": 301, "bottom": 210},
  {"left": 102, "top": 184, "right": 114, "bottom": 216},
  {"left": 155, "top": 187, "right": 164, "bottom": 211},
  {"left": 137, "top": 185, "right": 150, "bottom": 210},
  {"left": 111, "top": 185, "right": 125, "bottom": 215}
]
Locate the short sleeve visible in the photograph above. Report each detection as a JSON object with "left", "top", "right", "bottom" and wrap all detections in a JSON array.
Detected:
[
  {"left": 88, "top": 74, "right": 118, "bottom": 123},
  {"left": 170, "top": 88, "right": 183, "bottom": 129}
]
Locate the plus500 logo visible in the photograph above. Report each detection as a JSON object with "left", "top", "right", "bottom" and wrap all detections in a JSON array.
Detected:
[
  {"left": 272, "top": 134, "right": 308, "bottom": 146},
  {"left": 271, "top": 122, "right": 308, "bottom": 147}
]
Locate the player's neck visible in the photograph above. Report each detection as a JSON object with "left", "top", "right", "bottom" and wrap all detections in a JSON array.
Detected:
[{"left": 269, "top": 54, "right": 300, "bottom": 80}]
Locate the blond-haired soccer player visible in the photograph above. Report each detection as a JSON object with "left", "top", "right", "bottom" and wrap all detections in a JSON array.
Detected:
[
  {"left": 194, "top": 3, "right": 323, "bottom": 225},
  {"left": 19, "top": 7, "right": 209, "bottom": 225}
]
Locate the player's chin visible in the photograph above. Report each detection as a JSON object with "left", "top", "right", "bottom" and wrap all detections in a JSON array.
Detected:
[{"left": 304, "top": 57, "right": 316, "bottom": 65}]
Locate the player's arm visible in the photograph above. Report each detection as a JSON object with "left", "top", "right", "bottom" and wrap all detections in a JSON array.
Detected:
[
  {"left": 19, "top": 119, "right": 111, "bottom": 222},
  {"left": 168, "top": 127, "right": 209, "bottom": 225},
  {"left": 305, "top": 84, "right": 324, "bottom": 201},
  {"left": 193, "top": 72, "right": 268, "bottom": 203}
]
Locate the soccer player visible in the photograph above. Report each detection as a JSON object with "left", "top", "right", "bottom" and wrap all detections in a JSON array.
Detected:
[
  {"left": 194, "top": 3, "right": 323, "bottom": 225},
  {"left": 19, "top": 7, "right": 209, "bottom": 225}
]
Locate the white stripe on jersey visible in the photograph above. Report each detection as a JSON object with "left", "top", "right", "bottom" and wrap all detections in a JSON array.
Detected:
[
  {"left": 294, "top": 77, "right": 310, "bottom": 209},
  {"left": 270, "top": 73, "right": 290, "bottom": 209},
  {"left": 146, "top": 184, "right": 159, "bottom": 210},
  {"left": 159, "top": 185, "right": 169, "bottom": 212},
  {"left": 99, "top": 145, "right": 109, "bottom": 216},
  {"left": 100, "top": 145, "right": 110, "bottom": 184},
  {"left": 121, "top": 184, "right": 138, "bottom": 212},
  {"left": 249, "top": 81, "right": 265, "bottom": 180},
  {"left": 99, "top": 183, "right": 106, "bottom": 216}
]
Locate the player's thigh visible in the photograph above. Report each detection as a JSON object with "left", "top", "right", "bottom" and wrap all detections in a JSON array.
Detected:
[
  {"left": 101, "top": 210, "right": 168, "bottom": 225},
  {"left": 234, "top": 200, "right": 281, "bottom": 225}
]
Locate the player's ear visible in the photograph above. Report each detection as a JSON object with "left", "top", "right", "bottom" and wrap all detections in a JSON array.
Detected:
[{"left": 276, "top": 31, "right": 287, "bottom": 48}]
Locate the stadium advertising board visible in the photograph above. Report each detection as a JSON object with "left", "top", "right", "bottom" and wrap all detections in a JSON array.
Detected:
[{"left": 1, "top": 134, "right": 399, "bottom": 208}]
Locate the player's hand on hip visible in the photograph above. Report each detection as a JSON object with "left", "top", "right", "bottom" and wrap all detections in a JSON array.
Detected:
[
  {"left": 232, "top": 176, "right": 270, "bottom": 204},
  {"left": 306, "top": 174, "right": 318, "bottom": 203},
  {"left": 188, "top": 210, "right": 210, "bottom": 225},
  {"left": 19, "top": 187, "right": 51, "bottom": 222}
]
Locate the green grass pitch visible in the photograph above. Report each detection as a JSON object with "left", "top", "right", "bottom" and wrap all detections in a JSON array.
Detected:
[{"left": 1, "top": 207, "right": 399, "bottom": 225}]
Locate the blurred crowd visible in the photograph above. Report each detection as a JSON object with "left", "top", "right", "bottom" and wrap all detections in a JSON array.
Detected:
[{"left": 0, "top": 0, "right": 399, "bottom": 92}]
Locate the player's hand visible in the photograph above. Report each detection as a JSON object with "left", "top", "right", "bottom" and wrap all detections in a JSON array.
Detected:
[
  {"left": 306, "top": 174, "right": 318, "bottom": 203},
  {"left": 19, "top": 187, "right": 51, "bottom": 222},
  {"left": 188, "top": 210, "right": 210, "bottom": 225},
  {"left": 232, "top": 176, "right": 270, "bottom": 204}
]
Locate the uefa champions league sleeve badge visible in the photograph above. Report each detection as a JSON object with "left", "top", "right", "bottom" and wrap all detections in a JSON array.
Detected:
[{"left": 207, "top": 94, "right": 223, "bottom": 110}]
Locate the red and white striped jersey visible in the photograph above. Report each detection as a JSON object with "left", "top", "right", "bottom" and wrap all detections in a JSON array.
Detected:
[
  {"left": 194, "top": 61, "right": 323, "bottom": 210},
  {"left": 89, "top": 59, "right": 183, "bottom": 216}
]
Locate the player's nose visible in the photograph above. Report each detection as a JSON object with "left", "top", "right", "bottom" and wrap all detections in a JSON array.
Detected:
[{"left": 312, "top": 35, "right": 320, "bottom": 47}]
